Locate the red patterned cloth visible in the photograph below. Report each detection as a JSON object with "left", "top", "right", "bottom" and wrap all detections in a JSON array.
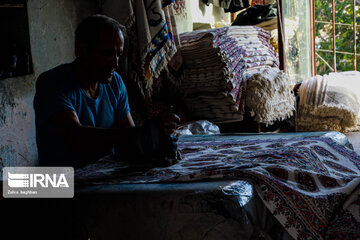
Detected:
[
  {"left": 76, "top": 135, "right": 360, "bottom": 239},
  {"left": 251, "top": 0, "right": 275, "bottom": 6},
  {"left": 172, "top": 0, "right": 186, "bottom": 16}
]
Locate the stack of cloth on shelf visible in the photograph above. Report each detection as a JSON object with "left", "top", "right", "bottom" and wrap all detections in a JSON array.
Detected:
[
  {"left": 232, "top": 4, "right": 278, "bottom": 52},
  {"left": 297, "top": 71, "right": 360, "bottom": 132},
  {"left": 246, "top": 67, "right": 296, "bottom": 125},
  {"left": 180, "top": 26, "right": 279, "bottom": 123}
]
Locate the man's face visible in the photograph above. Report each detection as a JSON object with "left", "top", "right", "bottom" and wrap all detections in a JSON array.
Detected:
[{"left": 81, "top": 29, "right": 124, "bottom": 84}]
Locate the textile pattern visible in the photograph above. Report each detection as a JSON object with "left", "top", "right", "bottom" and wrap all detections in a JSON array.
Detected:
[
  {"left": 172, "top": 0, "right": 186, "bottom": 17},
  {"left": 180, "top": 26, "right": 278, "bottom": 110},
  {"left": 179, "top": 137, "right": 360, "bottom": 239},
  {"left": 297, "top": 72, "right": 360, "bottom": 133},
  {"left": 251, "top": 0, "right": 275, "bottom": 6},
  {"left": 125, "top": 0, "right": 179, "bottom": 99},
  {"left": 144, "top": 0, "right": 176, "bottom": 83},
  {"left": 76, "top": 135, "right": 360, "bottom": 239}
]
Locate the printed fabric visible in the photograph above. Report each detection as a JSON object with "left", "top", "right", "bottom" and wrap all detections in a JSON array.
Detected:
[
  {"left": 124, "top": 0, "right": 179, "bottom": 99},
  {"left": 76, "top": 135, "right": 360, "bottom": 239},
  {"left": 251, "top": 0, "right": 276, "bottom": 6},
  {"left": 172, "top": 0, "right": 186, "bottom": 17},
  {"left": 297, "top": 72, "right": 360, "bottom": 132},
  {"left": 179, "top": 26, "right": 278, "bottom": 123}
]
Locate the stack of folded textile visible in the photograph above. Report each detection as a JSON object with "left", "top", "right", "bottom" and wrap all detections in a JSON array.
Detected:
[
  {"left": 245, "top": 67, "right": 295, "bottom": 125},
  {"left": 180, "top": 26, "right": 279, "bottom": 123},
  {"left": 297, "top": 72, "right": 360, "bottom": 132}
]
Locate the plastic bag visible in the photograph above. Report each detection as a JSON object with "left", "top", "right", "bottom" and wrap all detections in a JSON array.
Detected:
[{"left": 175, "top": 120, "right": 220, "bottom": 136}]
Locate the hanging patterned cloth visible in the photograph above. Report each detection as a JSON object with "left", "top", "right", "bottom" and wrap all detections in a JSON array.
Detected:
[
  {"left": 172, "top": 0, "right": 186, "bottom": 17},
  {"left": 107, "top": 0, "right": 180, "bottom": 99},
  {"left": 250, "top": 0, "right": 276, "bottom": 6},
  {"left": 138, "top": 0, "right": 178, "bottom": 91},
  {"left": 102, "top": 0, "right": 182, "bottom": 124}
]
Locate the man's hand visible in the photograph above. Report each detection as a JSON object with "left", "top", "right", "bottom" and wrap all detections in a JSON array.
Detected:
[{"left": 159, "top": 111, "right": 181, "bottom": 134}]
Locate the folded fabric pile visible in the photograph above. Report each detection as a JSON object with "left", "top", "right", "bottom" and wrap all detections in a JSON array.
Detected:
[
  {"left": 180, "top": 26, "right": 279, "bottom": 123},
  {"left": 245, "top": 67, "right": 295, "bottom": 125},
  {"left": 297, "top": 72, "right": 360, "bottom": 132},
  {"left": 233, "top": 3, "right": 278, "bottom": 52}
]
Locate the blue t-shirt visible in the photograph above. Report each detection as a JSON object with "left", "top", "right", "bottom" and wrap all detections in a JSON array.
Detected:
[{"left": 33, "top": 63, "right": 130, "bottom": 167}]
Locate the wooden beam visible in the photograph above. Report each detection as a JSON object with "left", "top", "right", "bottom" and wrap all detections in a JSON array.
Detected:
[
  {"left": 332, "top": 0, "right": 336, "bottom": 71},
  {"left": 310, "top": 0, "right": 316, "bottom": 76},
  {"left": 277, "top": 0, "right": 286, "bottom": 71},
  {"left": 353, "top": 0, "right": 357, "bottom": 70}
]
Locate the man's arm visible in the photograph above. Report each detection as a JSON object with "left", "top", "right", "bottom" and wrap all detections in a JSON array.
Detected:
[
  {"left": 116, "top": 113, "right": 135, "bottom": 128},
  {"left": 51, "top": 110, "right": 139, "bottom": 148}
]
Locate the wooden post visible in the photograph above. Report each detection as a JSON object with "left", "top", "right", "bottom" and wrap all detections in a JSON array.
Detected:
[
  {"left": 332, "top": 0, "right": 336, "bottom": 71},
  {"left": 277, "top": 0, "right": 286, "bottom": 71},
  {"left": 310, "top": 0, "right": 316, "bottom": 76},
  {"left": 353, "top": 0, "right": 357, "bottom": 70}
]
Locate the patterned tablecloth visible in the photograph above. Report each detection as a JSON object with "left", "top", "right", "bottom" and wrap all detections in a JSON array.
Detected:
[{"left": 76, "top": 131, "right": 360, "bottom": 239}]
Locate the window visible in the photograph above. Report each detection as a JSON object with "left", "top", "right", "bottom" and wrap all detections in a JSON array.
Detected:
[
  {"left": 313, "top": 0, "right": 359, "bottom": 75},
  {"left": 284, "top": 1, "right": 312, "bottom": 83},
  {"left": 0, "top": 0, "right": 33, "bottom": 80}
]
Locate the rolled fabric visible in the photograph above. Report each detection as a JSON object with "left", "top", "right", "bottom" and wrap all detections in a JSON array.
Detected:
[{"left": 297, "top": 72, "right": 360, "bottom": 132}]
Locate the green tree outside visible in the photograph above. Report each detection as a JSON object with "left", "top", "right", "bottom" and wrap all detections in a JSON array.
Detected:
[{"left": 315, "top": 0, "right": 360, "bottom": 75}]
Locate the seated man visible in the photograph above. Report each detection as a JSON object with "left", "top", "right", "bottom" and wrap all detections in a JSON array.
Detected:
[{"left": 33, "top": 14, "right": 179, "bottom": 168}]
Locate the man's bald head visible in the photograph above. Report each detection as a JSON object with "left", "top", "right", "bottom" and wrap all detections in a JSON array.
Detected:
[{"left": 75, "top": 14, "right": 126, "bottom": 57}]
